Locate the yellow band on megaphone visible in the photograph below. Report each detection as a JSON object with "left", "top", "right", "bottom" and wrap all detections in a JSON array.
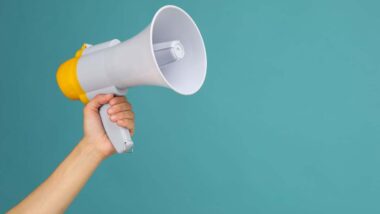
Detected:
[{"left": 56, "top": 44, "right": 89, "bottom": 104}]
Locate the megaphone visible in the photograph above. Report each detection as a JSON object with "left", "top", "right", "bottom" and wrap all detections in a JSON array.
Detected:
[{"left": 56, "top": 5, "right": 207, "bottom": 153}]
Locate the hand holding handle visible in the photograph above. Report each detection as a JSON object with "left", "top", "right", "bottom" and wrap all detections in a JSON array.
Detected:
[{"left": 99, "top": 104, "right": 134, "bottom": 153}]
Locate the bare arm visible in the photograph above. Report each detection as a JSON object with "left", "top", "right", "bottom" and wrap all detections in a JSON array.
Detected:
[
  {"left": 8, "top": 139, "right": 104, "bottom": 214},
  {"left": 8, "top": 94, "right": 135, "bottom": 214}
]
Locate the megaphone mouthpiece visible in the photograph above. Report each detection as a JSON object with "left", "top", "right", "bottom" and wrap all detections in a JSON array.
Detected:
[{"left": 153, "top": 40, "right": 185, "bottom": 67}]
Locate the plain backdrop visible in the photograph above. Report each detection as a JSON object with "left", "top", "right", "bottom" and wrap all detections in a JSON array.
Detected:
[{"left": 1, "top": 0, "right": 380, "bottom": 213}]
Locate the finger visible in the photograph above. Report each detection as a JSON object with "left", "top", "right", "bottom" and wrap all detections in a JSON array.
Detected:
[
  {"left": 84, "top": 94, "right": 114, "bottom": 113},
  {"left": 129, "top": 128, "right": 135, "bottom": 136},
  {"left": 109, "top": 96, "right": 128, "bottom": 106},
  {"left": 107, "top": 102, "right": 132, "bottom": 114},
  {"left": 109, "top": 111, "right": 134, "bottom": 122},
  {"left": 116, "top": 119, "right": 135, "bottom": 132}
]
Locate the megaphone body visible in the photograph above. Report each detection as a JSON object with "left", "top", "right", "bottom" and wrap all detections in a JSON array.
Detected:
[{"left": 56, "top": 5, "right": 207, "bottom": 153}]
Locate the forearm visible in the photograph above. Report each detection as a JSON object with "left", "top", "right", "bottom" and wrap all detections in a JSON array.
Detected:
[{"left": 8, "top": 139, "right": 105, "bottom": 214}]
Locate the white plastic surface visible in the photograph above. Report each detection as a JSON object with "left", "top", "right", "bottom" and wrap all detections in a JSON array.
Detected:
[
  {"left": 82, "top": 39, "right": 121, "bottom": 56},
  {"left": 151, "top": 5, "right": 207, "bottom": 95},
  {"left": 76, "top": 5, "right": 207, "bottom": 96}
]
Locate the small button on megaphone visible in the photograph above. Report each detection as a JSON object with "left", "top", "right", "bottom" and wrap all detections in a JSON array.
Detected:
[{"left": 56, "top": 5, "right": 207, "bottom": 153}]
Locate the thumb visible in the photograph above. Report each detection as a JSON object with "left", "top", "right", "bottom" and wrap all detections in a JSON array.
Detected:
[{"left": 85, "top": 94, "right": 114, "bottom": 113}]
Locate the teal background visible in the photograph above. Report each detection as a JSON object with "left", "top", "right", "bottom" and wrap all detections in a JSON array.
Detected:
[{"left": 1, "top": 0, "right": 380, "bottom": 213}]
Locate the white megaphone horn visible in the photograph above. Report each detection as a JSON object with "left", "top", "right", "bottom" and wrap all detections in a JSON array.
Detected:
[{"left": 56, "top": 5, "right": 207, "bottom": 153}]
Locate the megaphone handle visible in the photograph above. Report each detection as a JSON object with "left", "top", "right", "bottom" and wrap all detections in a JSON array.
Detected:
[{"left": 99, "top": 104, "right": 134, "bottom": 153}]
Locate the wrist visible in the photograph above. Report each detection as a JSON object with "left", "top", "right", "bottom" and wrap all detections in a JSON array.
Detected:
[{"left": 79, "top": 138, "right": 109, "bottom": 161}]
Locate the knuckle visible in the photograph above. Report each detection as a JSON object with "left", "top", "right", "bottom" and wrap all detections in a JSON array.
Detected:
[
  {"left": 114, "top": 113, "right": 121, "bottom": 120},
  {"left": 110, "top": 97, "right": 118, "bottom": 105},
  {"left": 83, "top": 105, "right": 90, "bottom": 113},
  {"left": 118, "top": 120, "right": 127, "bottom": 126},
  {"left": 109, "top": 99, "right": 115, "bottom": 105},
  {"left": 119, "top": 119, "right": 134, "bottom": 129},
  {"left": 113, "top": 105, "right": 121, "bottom": 111},
  {"left": 130, "top": 123, "right": 135, "bottom": 130},
  {"left": 124, "top": 111, "right": 132, "bottom": 118},
  {"left": 113, "top": 97, "right": 123, "bottom": 105},
  {"left": 123, "top": 112, "right": 130, "bottom": 118}
]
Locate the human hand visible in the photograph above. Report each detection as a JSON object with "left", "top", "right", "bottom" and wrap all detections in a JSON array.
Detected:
[{"left": 82, "top": 94, "right": 135, "bottom": 159}]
